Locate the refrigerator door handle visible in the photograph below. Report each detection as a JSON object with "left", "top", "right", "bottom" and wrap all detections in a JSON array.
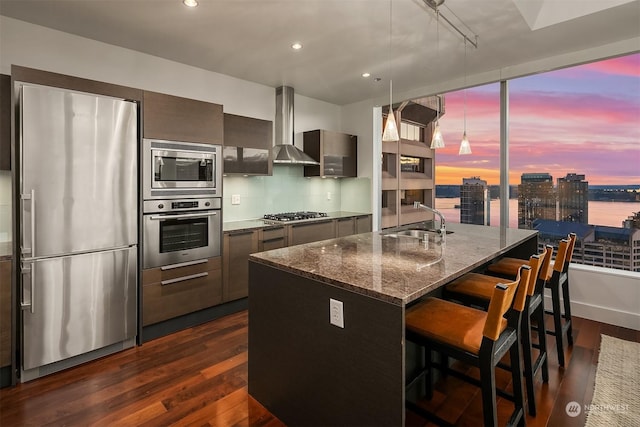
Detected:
[
  {"left": 21, "top": 189, "right": 35, "bottom": 257},
  {"left": 20, "top": 264, "right": 35, "bottom": 314}
]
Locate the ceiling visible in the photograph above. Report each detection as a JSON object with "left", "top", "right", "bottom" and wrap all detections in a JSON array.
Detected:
[{"left": 1, "top": 0, "right": 639, "bottom": 105}]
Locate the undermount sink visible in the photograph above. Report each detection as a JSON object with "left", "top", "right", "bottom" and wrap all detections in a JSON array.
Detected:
[{"left": 383, "top": 228, "right": 454, "bottom": 239}]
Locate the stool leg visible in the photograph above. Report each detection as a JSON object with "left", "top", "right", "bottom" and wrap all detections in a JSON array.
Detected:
[
  {"left": 521, "top": 313, "right": 536, "bottom": 416},
  {"left": 509, "top": 338, "right": 526, "bottom": 427},
  {"left": 424, "top": 345, "right": 433, "bottom": 400},
  {"left": 550, "top": 285, "right": 566, "bottom": 367},
  {"left": 534, "top": 302, "right": 549, "bottom": 382},
  {"left": 479, "top": 354, "right": 498, "bottom": 427},
  {"left": 562, "top": 278, "right": 574, "bottom": 346}
]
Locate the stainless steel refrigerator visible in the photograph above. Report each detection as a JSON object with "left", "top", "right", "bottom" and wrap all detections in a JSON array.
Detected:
[{"left": 18, "top": 83, "right": 138, "bottom": 381}]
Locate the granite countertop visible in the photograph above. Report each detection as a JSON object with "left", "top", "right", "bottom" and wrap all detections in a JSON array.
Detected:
[
  {"left": 223, "top": 211, "right": 371, "bottom": 233},
  {"left": 249, "top": 223, "right": 537, "bottom": 306}
]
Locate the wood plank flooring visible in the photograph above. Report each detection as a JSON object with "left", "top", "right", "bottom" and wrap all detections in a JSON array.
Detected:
[{"left": 0, "top": 311, "right": 637, "bottom": 426}]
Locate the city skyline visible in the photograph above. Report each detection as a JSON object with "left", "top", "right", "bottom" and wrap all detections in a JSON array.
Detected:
[{"left": 434, "top": 53, "right": 640, "bottom": 186}]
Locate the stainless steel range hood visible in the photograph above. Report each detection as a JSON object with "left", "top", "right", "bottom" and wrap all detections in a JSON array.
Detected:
[{"left": 273, "top": 86, "right": 319, "bottom": 165}]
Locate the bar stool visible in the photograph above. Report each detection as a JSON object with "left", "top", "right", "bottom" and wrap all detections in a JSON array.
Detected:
[
  {"left": 487, "top": 235, "right": 575, "bottom": 367},
  {"left": 405, "top": 265, "right": 531, "bottom": 427},
  {"left": 545, "top": 234, "right": 576, "bottom": 367},
  {"left": 442, "top": 251, "right": 547, "bottom": 416}
]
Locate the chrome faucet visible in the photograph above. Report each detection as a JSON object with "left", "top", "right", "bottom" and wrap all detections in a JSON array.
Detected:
[{"left": 413, "top": 201, "right": 446, "bottom": 237}]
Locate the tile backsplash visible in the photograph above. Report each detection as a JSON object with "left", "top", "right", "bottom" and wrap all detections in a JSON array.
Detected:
[{"left": 222, "top": 166, "right": 370, "bottom": 221}]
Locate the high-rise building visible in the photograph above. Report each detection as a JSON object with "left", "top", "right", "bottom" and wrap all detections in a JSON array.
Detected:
[
  {"left": 460, "top": 177, "right": 489, "bottom": 225},
  {"left": 558, "top": 173, "right": 588, "bottom": 224},
  {"left": 622, "top": 211, "right": 640, "bottom": 229},
  {"left": 518, "top": 173, "right": 555, "bottom": 229}
]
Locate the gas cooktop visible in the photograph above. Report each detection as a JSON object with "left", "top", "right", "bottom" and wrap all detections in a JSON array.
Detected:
[{"left": 263, "top": 211, "right": 329, "bottom": 223}]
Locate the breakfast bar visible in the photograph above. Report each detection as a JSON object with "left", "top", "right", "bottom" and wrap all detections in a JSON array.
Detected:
[{"left": 248, "top": 223, "right": 537, "bottom": 426}]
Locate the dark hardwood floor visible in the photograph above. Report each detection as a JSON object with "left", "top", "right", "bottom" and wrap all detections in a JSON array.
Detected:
[{"left": 0, "top": 311, "right": 637, "bottom": 426}]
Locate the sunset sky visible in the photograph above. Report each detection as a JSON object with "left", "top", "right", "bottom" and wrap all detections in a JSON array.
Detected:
[{"left": 435, "top": 53, "right": 640, "bottom": 186}]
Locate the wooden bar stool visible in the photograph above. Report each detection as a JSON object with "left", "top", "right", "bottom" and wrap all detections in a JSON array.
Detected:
[
  {"left": 442, "top": 251, "right": 547, "bottom": 416},
  {"left": 487, "top": 235, "right": 575, "bottom": 367},
  {"left": 545, "top": 235, "right": 575, "bottom": 367},
  {"left": 405, "top": 265, "right": 531, "bottom": 427}
]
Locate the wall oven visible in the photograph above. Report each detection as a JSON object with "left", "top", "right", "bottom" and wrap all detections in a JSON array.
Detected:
[
  {"left": 143, "top": 198, "right": 221, "bottom": 269},
  {"left": 143, "top": 138, "right": 222, "bottom": 200}
]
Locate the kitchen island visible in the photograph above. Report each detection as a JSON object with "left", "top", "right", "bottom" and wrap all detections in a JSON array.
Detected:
[{"left": 248, "top": 223, "right": 537, "bottom": 426}]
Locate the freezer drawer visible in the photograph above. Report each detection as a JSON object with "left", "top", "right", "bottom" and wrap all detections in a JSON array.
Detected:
[{"left": 21, "top": 247, "right": 137, "bottom": 370}]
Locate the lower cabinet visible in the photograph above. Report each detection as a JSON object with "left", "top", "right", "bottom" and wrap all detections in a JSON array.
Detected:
[
  {"left": 288, "top": 220, "right": 335, "bottom": 246},
  {"left": 259, "top": 226, "right": 287, "bottom": 251},
  {"left": 223, "top": 230, "right": 258, "bottom": 302},
  {"left": 336, "top": 217, "right": 355, "bottom": 237},
  {"left": 142, "top": 257, "right": 222, "bottom": 326},
  {"left": 0, "top": 260, "right": 11, "bottom": 373}
]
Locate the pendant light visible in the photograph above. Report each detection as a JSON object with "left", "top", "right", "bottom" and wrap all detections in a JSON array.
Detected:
[
  {"left": 382, "top": 81, "right": 399, "bottom": 141},
  {"left": 459, "top": 39, "right": 472, "bottom": 155},
  {"left": 382, "top": 0, "right": 399, "bottom": 142},
  {"left": 430, "top": 9, "right": 445, "bottom": 149}
]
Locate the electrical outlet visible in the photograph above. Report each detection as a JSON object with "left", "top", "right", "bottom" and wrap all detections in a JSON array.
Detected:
[
  {"left": 231, "top": 194, "right": 241, "bottom": 205},
  {"left": 329, "top": 298, "right": 344, "bottom": 328},
  {"left": 327, "top": 192, "right": 331, "bottom": 200}
]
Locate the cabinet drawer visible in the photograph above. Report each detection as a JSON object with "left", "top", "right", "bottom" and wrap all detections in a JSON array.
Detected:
[
  {"left": 356, "top": 215, "right": 372, "bottom": 234},
  {"left": 289, "top": 220, "right": 335, "bottom": 246},
  {"left": 261, "top": 226, "right": 286, "bottom": 241},
  {"left": 142, "top": 259, "right": 222, "bottom": 326},
  {"left": 260, "top": 237, "right": 287, "bottom": 252},
  {"left": 142, "top": 257, "right": 221, "bottom": 285},
  {"left": 336, "top": 218, "right": 355, "bottom": 237}
]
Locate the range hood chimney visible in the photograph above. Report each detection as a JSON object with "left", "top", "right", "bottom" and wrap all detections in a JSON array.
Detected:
[{"left": 273, "top": 86, "right": 319, "bottom": 165}]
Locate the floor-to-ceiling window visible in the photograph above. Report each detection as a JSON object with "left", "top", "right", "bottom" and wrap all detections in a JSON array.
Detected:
[
  {"left": 434, "top": 83, "right": 501, "bottom": 227},
  {"left": 509, "top": 54, "right": 640, "bottom": 271},
  {"left": 433, "top": 53, "right": 640, "bottom": 271}
]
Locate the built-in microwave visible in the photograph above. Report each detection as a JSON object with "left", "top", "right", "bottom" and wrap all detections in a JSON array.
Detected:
[{"left": 143, "top": 139, "right": 222, "bottom": 200}]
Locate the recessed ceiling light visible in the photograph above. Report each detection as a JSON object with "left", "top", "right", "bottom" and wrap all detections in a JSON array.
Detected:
[
  {"left": 291, "top": 42, "right": 303, "bottom": 50},
  {"left": 183, "top": 0, "right": 198, "bottom": 7},
  {"left": 362, "top": 72, "right": 371, "bottom": 78}
]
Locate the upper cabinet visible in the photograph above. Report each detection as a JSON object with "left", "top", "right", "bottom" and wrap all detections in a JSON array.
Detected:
[
  {"left": 223, "top": 113, "right": 273, "bottom": 176},
  {"left": 303, "top": 130, "right": 357, "bottom": 178},
  {"left": 1, "top": 75, "right": 11, "bottom": 171},
  {"left": 143, "top": 90, "right": 223, "bottom": 145}
]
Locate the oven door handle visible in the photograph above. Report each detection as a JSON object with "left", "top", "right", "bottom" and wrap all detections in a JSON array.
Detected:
[{"left": 149, "top": 211, "right": 218, "bottom": 220}]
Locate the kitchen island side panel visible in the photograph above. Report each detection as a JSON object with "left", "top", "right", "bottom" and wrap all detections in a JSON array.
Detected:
[{"left": 248, "top": 260, "right": 404, "bottom": 426}]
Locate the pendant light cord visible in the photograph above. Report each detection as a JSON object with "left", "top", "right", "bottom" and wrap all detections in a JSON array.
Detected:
[{"left": 463, "top": 38, "right": 467, "bottom": 133}]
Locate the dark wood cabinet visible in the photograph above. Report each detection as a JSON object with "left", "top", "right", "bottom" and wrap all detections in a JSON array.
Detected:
[
  {"left": 303, "top": 130, "right": 357, "bottom": 178},
  {"left": 143, "top": 91, "right": 223, "bottom": 144},
  {"left": 1, "top": 75, "right": 11, "bottom": 171},
  {"left": 356, "top": 215, "right": 372, "bottom": 234},
  {"left": 288, "top": 220, "right": 335, "bottom": 246},
  {"left": 258, "top": 226, "right": 287, "bottom": 251},
  {"left": 0, "top": 260, "right": 11, "bottom": 370},
  {"left": 336, "top": 217, "right": 355, "bottom": 237},
  {"left": 223, "top": 113, "right": 272, "bottom": 175},
  {"left": 142, "top": 257, "right": 223, "bottom": 326},
  {"left": 223, "top": 230, "right": 258, "bottom": 302}
]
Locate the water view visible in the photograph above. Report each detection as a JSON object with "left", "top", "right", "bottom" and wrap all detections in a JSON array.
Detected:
[{"left": 435, "top": 198, "right": 640, "bottom": 229}]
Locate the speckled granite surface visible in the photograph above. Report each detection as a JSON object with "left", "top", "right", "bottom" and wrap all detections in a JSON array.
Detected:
[
  {"left": 250, "top": 223, "right": 537, "bottom": 306},
  {"left": 223, "top": 211, "right": 370, "bottom": 232}
]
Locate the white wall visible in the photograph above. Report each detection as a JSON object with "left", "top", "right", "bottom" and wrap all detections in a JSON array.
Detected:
[{"left": 548, "top": 264, "right": 640, "bottom": 331}]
